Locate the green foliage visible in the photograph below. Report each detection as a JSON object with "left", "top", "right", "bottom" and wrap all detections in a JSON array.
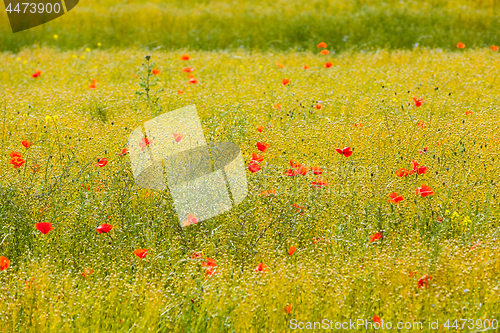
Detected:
[
  {"left": 1, "top": 0, "right": 500, "bottom": 52},
  {"left": 135, "top": 55, "right": 164, "bottom": 116}
]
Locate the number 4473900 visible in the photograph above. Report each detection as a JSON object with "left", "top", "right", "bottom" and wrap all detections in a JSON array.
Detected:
[
  {"left": 443, "top": 319, "right": 498, "bottom": 330},
  {"left": 5, "top": 2, "right": 62, "bottom": 14}
]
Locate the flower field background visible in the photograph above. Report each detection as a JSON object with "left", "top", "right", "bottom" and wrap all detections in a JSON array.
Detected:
[
  {"left": 2, "top": 1, "right": 500, "bottom": 332},
  {"left": 1, "top": 48, "right": 500, "bottom": 332}
]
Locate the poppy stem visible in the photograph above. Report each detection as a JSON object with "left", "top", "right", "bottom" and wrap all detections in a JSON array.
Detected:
[{"left": 251, "top": 205, "right": 287, "bottom": 250}]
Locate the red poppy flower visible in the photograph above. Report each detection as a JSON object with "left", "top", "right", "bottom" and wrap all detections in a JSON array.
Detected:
[
  {"left": 32, "top": 70, "right": 42, "bottom": 78},
  {"left": 31, "top": 164, "right": 40, "bottom": 173},
  {"left": 282, "top": 78, "right": 290, "bottom": 85},
  {"left": 415, "top": 159, "right": 427, "bottom": 169},
  {"left": 317, "top": 42, "right": 327, "bottom": 48},
  {"left": 96, "top": 223, "right": 113, "bottom": 234},
  {"left": 413, "top": 96, "right": 424, "bottom": 107},
  {"left": 96, "top": 158, "right": 108, "bottom": 167},
  {"left": 354, "top": 123, "right": 364, "bottom": 128},
  {"left": 182, "top": 214, "right": 199, "bottom": 227},
  {"left": 10, "top": 151, "right": 22, "bottom": 159},
  {"left": 189, "top": 78, "right": 198, "bottom": 84},
  {"left": 311, "top": 166, "right": 323, "bottom": 175},
  {"left": 187, "top": 73, "right": 194, "bottom": 78},
  {"left": 410, "top": 160, "right": 427, "bottom": 175},
  {"left": 177, "top": 90, "right": 184, "bottom": 94},
  {"left": 312, "top": 179, "right": 327, "bottom": 188},
  {"left": 248, "top": 162, "right": 261, "bottom": 173},
  {"left": 152, "top": 68, "right": 161, "bottom": 75},
  {"left": 206, "top": 267, "right": 217, "bottom": 276},
  {"left": 491, "top": 45, "right": 499, "bottom": 51},
  {"left": 303, "top": 65, "right": 310, "bottom": 70},
  {"left": 89, "top": 79, "right": 97, "bottom": 89},
  {"left": 324, "top": 62, "right": 333, "bottom": 68},
  {"left": 297, "top": 165, "right": 308, "bottom": 175},
  {"left": 0, "top": 256, "right": 10, "bottom": 271},
  {"left": 202, "top": 258, "right": 217, "bottom": 268},
  {"left": 284, "top": 304, "right": 292, "bottom": 314},
  {"left": 10, "top": 156, "right": 25, "bottom": 168},
  {"left": 255, "top": 263, "right": 269, "bottom": 273},
  {"left": 336, "top": 147, "right": 352, "bottom": 157},
  {"left": 373, "top": 316, "right": 382, "bottom": 324},
  {"left": 275, "top": 62, "right": 285, "bottom": 68},
  {"left": 288, "top": 246, "right": 296, "bottom": 256},
  {"left": 134, "top": 249, "right": 148, "bottom": 259},
  {"left": 419, "top": 147, "right": 428, "bottom": 154},
  {"left": 418, "top": 274, "right": 432, "bottom": 288},
  {"left": 256, "top": 125, "right": 265, "bottom": 132},
  {"left": 180, "top": 54, "right": 191, "bottom": 61},
  {"left": 82, "top": 268, "right": 94, "bottom": 277},
  {"left": 285, "top": 169, "right": 298, "bottom": 176},
  {"left": 396, "top": 168, "right": 409, "bottom": 177},
  {"left": 137, "top": 137, "right": 151, "bottom": 151},
  {"left": 187, "top": 214, "right": 198, "bottom": 225},
  {"left": 261, "top": 189, "right": 276, "bottom": 197},
  {"left": 293, "top": 203, "right": 305, "bottom": 215},
  {"left": 415, "top": 165, "right": 427, "bottom": 174},
  {"left": 251, "top": 153, "right": 264, "bottom": 162},
  {"left": 173, "top": 133, "right": 184, "bottom": 142},
  {"left": 274, "top": 104, "right": 282, "bottom": 109},
  {"left": 36, "top": 222, "right": 54, "bottom": 234},
  {"left": 118, "top": 148, "right": 129, "bottom": 156},
  {"left": 191, "top": 251, "right": 203, "bottom": 259},
  {"left": 320, "top": 50, "right": 330, "bottom": 55},
  {"left": 388, "top": 192, "right": 404, "bottom": 203},
  {"left": 316, "top": 103, "right": 323, "bottom": 109},
  {"left": 182, "top": 67, "right": 194, "bottom": 73},
  {"left": 256, "top": 142, "right": 268, "bottom": 152},
  {"left": 457, "top": 42, "right": 465, "bottom": 49},
  {"left": 22, "top": 140, "right": 33, "bottom": 148},
  {"left": 465, "top": 110, "right": 473, "bottom": 115},
  {"left": 416, "top": 184, "right": 434, "bottom": 197},
  {"left": 369, "top": 232, "right": 383, "bottom": 243}
]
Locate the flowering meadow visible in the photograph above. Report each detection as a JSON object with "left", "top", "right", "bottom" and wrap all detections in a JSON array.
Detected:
[{"left": 1, "top": 45, "right": 500, "bottom": 331}]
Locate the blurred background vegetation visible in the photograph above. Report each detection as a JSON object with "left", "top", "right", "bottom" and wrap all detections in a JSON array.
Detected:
[{"left": 1, "top": 0, "right": 500, "bottom": 52}]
